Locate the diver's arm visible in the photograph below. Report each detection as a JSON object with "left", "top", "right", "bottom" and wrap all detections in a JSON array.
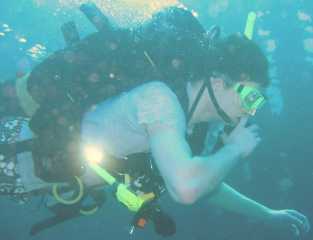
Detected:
[
  {"left": 207, "top": 182, "right": 271, "bottom": 220},
  {"left": 208, "top": 183, "right": 311, "bottom": 236},
  {"left": 148, "top": 126, "right": 242, "bottom": 204}
]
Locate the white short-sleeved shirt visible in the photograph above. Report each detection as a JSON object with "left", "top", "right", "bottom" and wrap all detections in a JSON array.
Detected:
[
  {"left": 81, "top": 81, "right": 186, "bottom": 158},
  {"left": 16, "top": 81, "right": 187, "bottom": 191}
]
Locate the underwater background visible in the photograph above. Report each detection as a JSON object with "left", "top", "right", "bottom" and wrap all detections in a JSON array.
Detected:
[{"left": 0, "top": 0, "right": 312, "bottom": 239}]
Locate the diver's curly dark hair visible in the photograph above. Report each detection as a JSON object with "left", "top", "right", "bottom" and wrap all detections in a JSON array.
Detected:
[{"left": 208, "top": 33, "right": 270, "bottom": 88}]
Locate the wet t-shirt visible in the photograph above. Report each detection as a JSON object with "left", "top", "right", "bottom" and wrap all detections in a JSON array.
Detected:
[
  {"left": 16, "top": 81, "right": 187, "bottom": 191},
  {"left": 81, "top": 81, "right": 186, "bottom": 158},
  {"left": 80, "top": 81, "right": 187, "bottom": 186}
]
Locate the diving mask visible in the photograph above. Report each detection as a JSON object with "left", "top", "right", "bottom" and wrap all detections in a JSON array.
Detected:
[{"left": 233, "top": 83, "right": 266, "bottom": 114}]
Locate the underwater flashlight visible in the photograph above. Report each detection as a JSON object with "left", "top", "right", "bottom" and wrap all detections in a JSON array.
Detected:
[{"left": 84, "top": 145, "right": 104, "bottom": 164}]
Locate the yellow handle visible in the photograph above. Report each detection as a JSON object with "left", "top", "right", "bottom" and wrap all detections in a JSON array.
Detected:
[{"left": 116, "top": 184, "right": 145, "bottom": 212}]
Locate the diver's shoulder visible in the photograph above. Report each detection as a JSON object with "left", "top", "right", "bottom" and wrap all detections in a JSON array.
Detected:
[
  {"left": 133, "top": 81, "right": 176, "bottom": 98},
  {"left": 142, "top": 80, "right": 172, "bottom": 89}
]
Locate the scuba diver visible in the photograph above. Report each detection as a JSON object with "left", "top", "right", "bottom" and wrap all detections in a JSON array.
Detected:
[{"left": 0, "top": 3, "right": 310, "bottom": 238}]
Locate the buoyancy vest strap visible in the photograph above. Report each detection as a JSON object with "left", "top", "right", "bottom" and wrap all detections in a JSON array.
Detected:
[
  {"left": 0, "top": 139, "right": 33, "bottom": 156},
  {"left": 15, "top": 74, "right": 39, "bottom": 117}
]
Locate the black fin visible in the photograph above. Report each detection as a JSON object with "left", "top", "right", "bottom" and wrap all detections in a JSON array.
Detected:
[
  {"left": 30, "top": 189, "right": 106, "bottom": 236},
  {"left": 30, "top": 209, "right": 80, "bottom": 236}
]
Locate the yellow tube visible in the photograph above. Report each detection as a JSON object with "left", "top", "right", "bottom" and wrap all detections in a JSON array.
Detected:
[
  {"left": 89, "top": 163, "right": 116, "bottom": 185},
  {"left": 244, "top": 11, "right": 257, "bottom": 40},
  {"left": 89, "top": 163, "right": 152, "bottom": 212}
]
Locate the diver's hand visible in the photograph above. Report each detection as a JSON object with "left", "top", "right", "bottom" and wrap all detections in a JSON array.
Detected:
[
  {"left": 223, "top": 117, "right": 261, "bottom": 158},
  {"left": 266, "top": 209, "right": 311, "bottom": 238}
]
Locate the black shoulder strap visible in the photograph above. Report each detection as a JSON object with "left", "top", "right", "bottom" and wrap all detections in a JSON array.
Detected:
[{"left": 204, "top": 78, "right": 234, "bottom": 125}]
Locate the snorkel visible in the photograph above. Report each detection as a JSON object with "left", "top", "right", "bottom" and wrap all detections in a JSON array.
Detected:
[
  {"left": 244, "top": 11, "right": 257, "bottom": 40},
  {"left": 235, "top": 11, "right": 266, "bottom": 115}
]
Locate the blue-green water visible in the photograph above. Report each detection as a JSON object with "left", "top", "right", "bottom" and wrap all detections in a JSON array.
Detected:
[{"left": 0, "top": 1, "right": 312, "bottom": 239}]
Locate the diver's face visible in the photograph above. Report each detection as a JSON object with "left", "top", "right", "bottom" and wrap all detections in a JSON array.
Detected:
[{"left": 212, "top": 75, "right": 261, "bottom": 123}]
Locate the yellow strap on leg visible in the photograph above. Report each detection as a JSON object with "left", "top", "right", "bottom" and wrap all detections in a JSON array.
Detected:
[
  {"left": 52, "top": 176, "right": 84, "bottom": 205},
  {"left": 80, "top": 205, "right": 99, "bottom": 215}
]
